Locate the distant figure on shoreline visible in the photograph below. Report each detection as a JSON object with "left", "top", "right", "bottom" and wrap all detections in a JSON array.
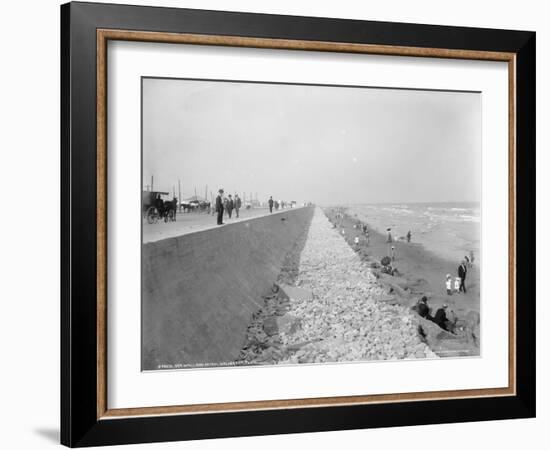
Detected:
[
  {"left": 386, "top": 228, "right": 393, "bottom": 258},
  {"left": 234, "top": 194, "right": 242, "bottom": 218},
  {"left": 268, "top": 196, "right": 274, "bottom": 213},
  {"left": 407, "top": 230, "right": 411, "bottom": 243},
  {"left": 391, "top": 245, "right": 396, "bottom": 261},
  {"left": 458, "top": 260, "right": 468, "bottom": 293},
  {"left": 227, "top": 194, "right": 234, "bottom": 218},
  {"left": 365, "top": 230, "right": 370, "bottom": 246},
  {"left": 215, "top": 189, "right": 224, "bottom": 225}
]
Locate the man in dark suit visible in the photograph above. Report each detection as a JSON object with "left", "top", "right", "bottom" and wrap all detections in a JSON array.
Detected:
[
  {"left": 458, "top": 260, "right": 468, "bottom": 293},
  {"left": 234, "top": 194, "right": 242, "bottom": 218},
  {"left": 268, "top": 196, "right": 274, "bottom": 213},
  {"left": 215, "top": 189, "right": 224, "bottom": 225},
  {"left": 227, "top": 194, "right": 234, "bottom": 218}
]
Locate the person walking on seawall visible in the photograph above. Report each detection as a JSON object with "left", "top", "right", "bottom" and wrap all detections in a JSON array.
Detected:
[
  {"left": 223, "top": 196, "right": 229, "bottom": 216},
  {"left": 215, "top": 189, "right": 225, "bottom": 225},
  {"left": 234, "top": 194, "right": 242, "bottom": 218},
  {"left": 227, "top": 194, "right": 234, "bottom": 218},
  {"left": 407, "top": 230, "right": 412, "bottom": 243},
  {"left": 458, "top": 259, "right": 468, "bottom": 293},
  {"left": 268, "top": 196, "right": 274, "bottom": 213},
  {"left": 172, "top": 197, "right": 178, "bottom": 221}
]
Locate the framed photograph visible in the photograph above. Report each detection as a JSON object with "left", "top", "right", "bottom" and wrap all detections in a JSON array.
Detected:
[{"left": 61, "top": 1, "right": 536, "bottom": 447}]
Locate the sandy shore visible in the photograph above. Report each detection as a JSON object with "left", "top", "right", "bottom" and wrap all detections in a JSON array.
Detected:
[
  {"left": 323, "top": 207, "right": 480, "bottom": 356},
  {"left": 330, "top": 208, "right": 480, "bottom": 315}
]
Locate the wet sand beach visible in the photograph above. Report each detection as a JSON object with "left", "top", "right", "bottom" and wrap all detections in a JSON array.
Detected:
[{"left": 343, "top": 212, "right": 480, "bottom": 316}]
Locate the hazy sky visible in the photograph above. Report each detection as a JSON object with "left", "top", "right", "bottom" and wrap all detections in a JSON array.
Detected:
[{"left": 142, "top": 78, "right": 481, "bottom": 205}]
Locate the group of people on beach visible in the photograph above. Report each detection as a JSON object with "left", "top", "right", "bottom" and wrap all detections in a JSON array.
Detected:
[
  {"left": 415, "top": 296, "right": 456, "bottom": 332},
  {"left": 214, "top": 189, "right": 242, "bottom": 225},
  {"left": 445, "top": 257, "right": 473, "bottom": 295}
]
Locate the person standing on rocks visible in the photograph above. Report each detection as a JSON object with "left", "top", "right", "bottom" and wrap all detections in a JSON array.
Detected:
[
  {"left": 458, "top": 259, "right": 468, "bottom": 293},
  {"left": 433, "top": 304, "right": 450, "bottom": 331},
  {"left": 234, "top": 194, "right": 242, "bottom": 218},
  {"left": 416, "top": 296, "right": 433, "bottom": 320},
  {"left": 268, "top": 196, "right": 274, "bottom": 213},
  {"left": 407, "top": 230, "right": 412, "bottom": 242},
  {"left": 215, "top": 189, "right": 225, "bottom": 225}
]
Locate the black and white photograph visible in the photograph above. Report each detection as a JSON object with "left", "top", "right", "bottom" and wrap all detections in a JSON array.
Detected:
[{"left": 141, "top": 77, "right": 482, "bottom": 371}]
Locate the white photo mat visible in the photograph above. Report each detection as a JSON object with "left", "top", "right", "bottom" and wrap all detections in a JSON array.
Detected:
[{"left": 107, "top": 40, "right": 509, "bottom": 409}]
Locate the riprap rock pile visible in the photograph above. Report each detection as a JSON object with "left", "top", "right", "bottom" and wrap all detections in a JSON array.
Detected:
[{"left": 237, "top": 207, "right": 436, "bottom": 365}]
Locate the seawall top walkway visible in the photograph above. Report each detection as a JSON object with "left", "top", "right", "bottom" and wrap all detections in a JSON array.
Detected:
[{"left": 143, "top": 206, "right": 304, "bottom": 243}]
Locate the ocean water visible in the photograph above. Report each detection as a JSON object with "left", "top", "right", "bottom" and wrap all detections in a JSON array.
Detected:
[{"left": 348, "top": 202, "right": 480, "bottom": 264}]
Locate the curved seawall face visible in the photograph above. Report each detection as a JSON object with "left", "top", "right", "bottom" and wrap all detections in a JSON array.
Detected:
[{"left": 142, "top": 206, "right": 314, "bottom": 370}]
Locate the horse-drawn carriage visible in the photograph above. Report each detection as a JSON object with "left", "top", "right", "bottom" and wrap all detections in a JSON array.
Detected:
[{"left": 142, "top": 191, "right": 177, "bottom": 224}]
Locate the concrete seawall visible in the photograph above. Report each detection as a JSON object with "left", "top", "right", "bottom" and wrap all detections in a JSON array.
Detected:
[{"left": 142, "top": 206, "right": 315, "bottom": 370}]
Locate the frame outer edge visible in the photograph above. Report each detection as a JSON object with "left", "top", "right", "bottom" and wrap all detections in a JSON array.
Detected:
[
  {"left": 62, "top": 2, "right": 536, "bottom": 445},
  {"left": 60, "top": 2, "right": 73, "bottom": 446},
  {"left": 515, "top": 32, "right": 536, "bottom": 415}
]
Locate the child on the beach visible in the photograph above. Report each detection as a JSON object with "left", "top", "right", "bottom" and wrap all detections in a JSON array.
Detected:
[
  {"left": 445, "top": 274, "right": 453, "bottom": 295},
  {"left": 454, "top": 277, "right": 461, "bottom": 293}
]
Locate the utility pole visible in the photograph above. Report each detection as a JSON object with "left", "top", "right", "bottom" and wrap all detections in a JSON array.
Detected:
[
  {"left": 194, "top": 186, "right": 197, "bottom": 199},
  {"left": 205, "top": 185, "right": 208, "bottom": 202},
  {"left": 178, "top": 179, "right": 181, "bottom": 203},
  {"left": 151, "top": 175, "right": 154, "bottom": 192}
]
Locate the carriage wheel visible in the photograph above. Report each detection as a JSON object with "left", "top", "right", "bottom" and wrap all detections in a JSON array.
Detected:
[{"left": 146, "top": 206, "right": 159, "bottom": 224}]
